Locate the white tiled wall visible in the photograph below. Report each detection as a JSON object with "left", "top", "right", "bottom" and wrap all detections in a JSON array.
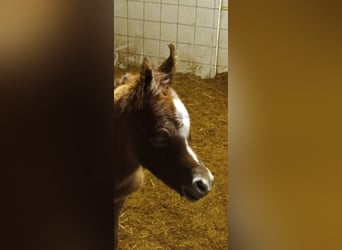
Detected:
[{"left": 114, "top": 0, "right": 228, "bottom": 78}]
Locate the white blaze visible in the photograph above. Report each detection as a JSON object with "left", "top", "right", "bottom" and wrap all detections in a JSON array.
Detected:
[
  {"left": 173, "top": 96, "right": 214, "bottom": 191},
  {"left": 172, "top": 97, "right": 199, "bottom": 163}
]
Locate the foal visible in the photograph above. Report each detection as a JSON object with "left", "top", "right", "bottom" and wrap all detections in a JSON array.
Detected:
[{"left": 114, "top": 44, "right": 214, "bottom": 248}]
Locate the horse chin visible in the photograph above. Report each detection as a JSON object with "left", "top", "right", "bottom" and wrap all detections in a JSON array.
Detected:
[{"left": 181, "top": 186, "right": 202, "bottom": 202}]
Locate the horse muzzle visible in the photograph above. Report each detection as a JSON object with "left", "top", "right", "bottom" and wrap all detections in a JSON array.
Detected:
[{"left": 181, "top": 167, "right": 214, "bottom": 202}]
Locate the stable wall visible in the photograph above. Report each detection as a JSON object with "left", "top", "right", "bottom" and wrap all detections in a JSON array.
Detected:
[{"left": 114, "top": 0, "right": 228, "bottom": 78}]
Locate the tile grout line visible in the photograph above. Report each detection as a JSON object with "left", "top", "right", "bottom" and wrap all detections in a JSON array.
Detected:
[{"left": 159, "top": 1, "right": 162, "bottom": 63}]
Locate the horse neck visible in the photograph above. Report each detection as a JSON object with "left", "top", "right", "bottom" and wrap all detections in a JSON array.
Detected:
[{"left": 114, "top": 84, "right": 141, "bottom": 181}]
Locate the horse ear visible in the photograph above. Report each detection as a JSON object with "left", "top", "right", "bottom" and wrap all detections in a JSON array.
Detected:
[
  {"left": 158, "top": 44, "right": 176, "bottom": 84},
  {"left": 140, "top": 57, "right": 153, "bottom": 88},
  {"left": 134, "top": 57, "right": 154, "bottom": 109}
]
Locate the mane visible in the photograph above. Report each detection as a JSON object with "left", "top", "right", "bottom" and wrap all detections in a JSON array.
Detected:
[
  {"left": 114, "top": 69, "right": 171, "bottom": 114},
  {"left": 114, "top": 75, "right": 139, "bottom": 114}
]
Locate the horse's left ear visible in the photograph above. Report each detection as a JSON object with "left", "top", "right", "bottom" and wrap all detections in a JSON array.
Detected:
[
  {"left": 140, "top": 57, "right": 154, "bottom": 88},
  {"left": 157, "top": 44, "right": 176, "bottom": 86}
]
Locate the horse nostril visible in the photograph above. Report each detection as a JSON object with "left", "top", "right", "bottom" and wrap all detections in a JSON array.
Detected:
[{"left": 194, "top": 179, "right": 208, "bottom": 194}]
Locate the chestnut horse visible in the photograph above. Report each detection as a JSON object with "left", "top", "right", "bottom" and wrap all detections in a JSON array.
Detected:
[{"left": 114, "top": 44, "right": 214, "bottom": 248}]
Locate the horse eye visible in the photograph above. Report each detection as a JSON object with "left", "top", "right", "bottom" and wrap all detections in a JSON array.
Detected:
[{"left": 150, "top": 130, "right": 170, "bottom": 147}]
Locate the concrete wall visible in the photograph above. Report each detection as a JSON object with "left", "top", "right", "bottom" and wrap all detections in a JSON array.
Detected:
[{"left": 114, "top": 0, "right": 228, "bottom": 78}]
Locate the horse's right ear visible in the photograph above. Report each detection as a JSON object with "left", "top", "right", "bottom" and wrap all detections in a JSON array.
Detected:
[
  {"left": 157, "top": 44, "right": 176, "bottom": 84},
  {"left": 158, "top": 44, "right": 176, "bottom": 74}
]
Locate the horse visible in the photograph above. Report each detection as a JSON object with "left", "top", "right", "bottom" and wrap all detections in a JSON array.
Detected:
[{"left": 113, "top": 44, "right": 214, "bottom": 248}]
